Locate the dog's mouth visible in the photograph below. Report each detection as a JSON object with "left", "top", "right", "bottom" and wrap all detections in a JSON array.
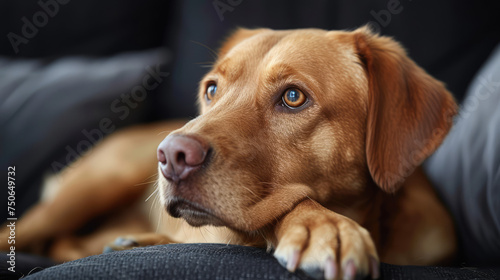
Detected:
[{"left": 166, "top": 197, "right": 225, "bottom": 227}]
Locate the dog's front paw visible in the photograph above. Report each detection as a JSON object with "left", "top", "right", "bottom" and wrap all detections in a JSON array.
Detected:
[
  {"left": 273, "top": 200, "right": 379, "bottom": 280},
  {"left": 103, "top": 233, "right": 174, "bottom": 253}
]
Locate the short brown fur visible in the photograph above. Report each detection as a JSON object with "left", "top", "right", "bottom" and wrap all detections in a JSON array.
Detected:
[{"left": 1, "top": 27, "right": 457, "bottom": 279}]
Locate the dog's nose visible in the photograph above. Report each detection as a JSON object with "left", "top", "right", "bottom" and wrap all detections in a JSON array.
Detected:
[{"left": 157, "top": 134, "right": 209, "bottom": 183}]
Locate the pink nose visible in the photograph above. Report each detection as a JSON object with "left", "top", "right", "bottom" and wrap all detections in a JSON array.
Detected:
[{"left": 157, "top": 134, "right": 209, "bottom": 183}]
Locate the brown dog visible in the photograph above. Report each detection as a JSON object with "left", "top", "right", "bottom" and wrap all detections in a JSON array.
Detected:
[{"left": 1, "top": 27, "right": 457, "bottom": 280}]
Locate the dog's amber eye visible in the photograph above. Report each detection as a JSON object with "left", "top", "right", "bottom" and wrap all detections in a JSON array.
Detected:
[
  {"left": 206, "top": 84, "right": 217, "bottom": 101},
  {"left": 282, "top": 88, "right": 307, "bottom": 108}
]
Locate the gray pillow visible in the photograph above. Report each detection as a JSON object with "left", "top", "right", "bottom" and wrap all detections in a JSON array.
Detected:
[
  {"left": 424, "top": 44, "right": 500, "bottom": 265},
  {"left": 0, "top": 48, "right": 170, "bottom": 220}
]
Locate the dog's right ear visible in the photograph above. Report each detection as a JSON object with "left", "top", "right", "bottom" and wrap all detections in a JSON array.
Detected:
[{"left": 218, "top": 28, "right": 269, "bottom": 58}]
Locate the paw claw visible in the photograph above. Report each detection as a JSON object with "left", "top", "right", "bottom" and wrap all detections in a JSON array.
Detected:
[
  {"left": 324, "top": 256, "right": 337, "bottom": 280},
  {"left": 113, "top": 237, "right": 138, "bottom": 247},
  {"left": 275, "top": 255, "right": 287, "bottom": 268},
  {"left": 343, "top": 259, "right": 356, "bottom": 280},
  {"left": 114, "top": 237, "right": 125, "bottom": 245},
  {"left": 103, "top": 246, "right": 114, "bottom": 253},
  {"left": 370, "top": 256, "right": 380, "bottom": 279},
  {"left": 286, "top": 249, "right": 300, "bottom": 272}
]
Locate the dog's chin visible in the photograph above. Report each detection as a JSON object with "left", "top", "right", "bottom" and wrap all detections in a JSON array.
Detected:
[{"left": 166, "top": 197, "right": 226, "bottom": 227}]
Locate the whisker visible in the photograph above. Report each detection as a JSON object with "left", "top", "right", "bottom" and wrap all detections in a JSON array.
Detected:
[
  {"left": 145, "top": 188, "right": 158, "bottom": 202},
  {"left": 190, "top": 40, "right": 218, "bottom": 61},
  {"left": 157, "top": 130, "right": 171, "bottom": 136},
  {"left": 199, "top": 227, "right": 208, "bottom": 242},
  {"left": 145, "top": 173, "right": 159, "bottom": 181},
  {"left": 240, "top": 185, "right": 258, "bottom": 198},
  {"left": 226, "top": 233, "right": 233, "bottom": 245},
  {"left": 135, "top": 180, "right": 158, "bottom": 187},
  {"left": 132, "top": 172, "right": 159, "bottom": 188},
  {"left": 156, "top": 195, "right": 164, "bottom": 233}
]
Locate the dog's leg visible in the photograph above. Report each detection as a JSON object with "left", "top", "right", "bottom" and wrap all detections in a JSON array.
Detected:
[
  {"left": 48, "top": 205, "right": 157, "bottom": 262},
  {"left": 0, "top": 121, "right": 186, "bottom": 254},
  {"left": 273, "top": 199, "right": 379, "bottom": 280},
  {"left": 104, "top": 232, "right": 175, "bottom": 253}
]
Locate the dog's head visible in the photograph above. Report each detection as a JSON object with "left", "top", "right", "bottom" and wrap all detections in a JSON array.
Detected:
[{"left": 157, "top": 27, "right": 457, "bottom": 232}]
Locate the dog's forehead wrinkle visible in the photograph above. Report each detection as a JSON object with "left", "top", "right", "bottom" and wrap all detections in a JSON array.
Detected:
[
  {"left": 259, "top": 63, "right": 319, "bottom": 95},
  {"left": 220, "top": 30, "right": 326, "bottom": 80},
  {"left": 224, "top": 30, "right": 284, "bottom": 57},
  {"left": 263, "top": 30, "right": 337, "bottom": 65},
  {"left": 218, "top": 31, "right": 290, "bottom": 78}
]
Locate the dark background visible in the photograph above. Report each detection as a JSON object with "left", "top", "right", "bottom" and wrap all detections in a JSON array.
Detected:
[{"left": 0, "top": 0, "right": 499, "bottom": 262}]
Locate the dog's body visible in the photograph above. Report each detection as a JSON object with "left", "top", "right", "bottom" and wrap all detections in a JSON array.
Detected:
[{"left": 1, "top": 27, "right": 457, "bottom": 279}]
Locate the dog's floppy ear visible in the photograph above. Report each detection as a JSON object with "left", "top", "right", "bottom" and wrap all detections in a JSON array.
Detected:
[
  {"left": 354, "top": 26, "right": 457, "bottom": 193},
  {"left": 218, "top": 28, "right": 269, "bottom": 58}
]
